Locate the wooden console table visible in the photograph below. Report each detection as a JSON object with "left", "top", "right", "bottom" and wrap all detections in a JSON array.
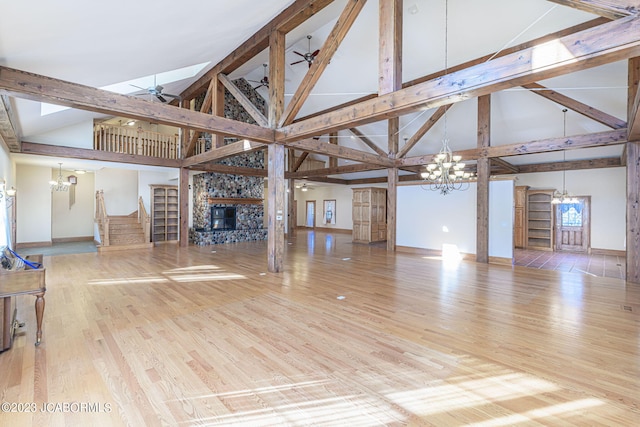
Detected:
[{"left": 0, "top": 254, "right": 46, "bottom": 350}]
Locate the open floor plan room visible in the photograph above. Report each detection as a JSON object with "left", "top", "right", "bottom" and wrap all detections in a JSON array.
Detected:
[{"left": 1, "top": 231, "right": 638, "bottom": 426}]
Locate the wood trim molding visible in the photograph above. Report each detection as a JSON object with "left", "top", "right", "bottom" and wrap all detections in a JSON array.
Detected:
[{"left": 208, "top": 198, "right": 263, "bottom": 205}]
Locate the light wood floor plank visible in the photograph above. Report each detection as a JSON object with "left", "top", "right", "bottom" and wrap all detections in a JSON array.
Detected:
[{"left": 1, "top": 231, "right": 639, "bottom": 426}]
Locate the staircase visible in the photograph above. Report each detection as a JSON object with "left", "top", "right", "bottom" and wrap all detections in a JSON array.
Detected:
[{"left": 95, "top": 191, "right": 152, "bottom": 252}]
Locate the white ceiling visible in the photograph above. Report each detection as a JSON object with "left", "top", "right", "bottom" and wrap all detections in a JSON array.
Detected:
[{"left": 0, "top": 0, "right": 628, "bottom": 177}]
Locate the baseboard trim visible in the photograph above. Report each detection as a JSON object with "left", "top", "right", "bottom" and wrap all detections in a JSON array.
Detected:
[
  {"left": 52, "top": 236, "right": 94, "bottom": 244},
  {"left": 16, "top": 241, "right": 52, "bottom": 249},
  {"left": 396, "top": 246, "right": 513, "bottom": 266},
  {"left": 312, "top": 227, "right": 352, "bottom": 234},
  {"left": 591, "top": 248, "right": 626, "bottom": 256}
]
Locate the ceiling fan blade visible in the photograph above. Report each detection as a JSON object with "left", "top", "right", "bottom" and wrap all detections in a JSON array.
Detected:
[
  {"left": 290, "top": 59, "right": 306, "bottom": 65},
  {"left": 129, "top": 84, "right": 146, "bottom": 91},
  {"left": 156, "top": 95, "right": 167, "bottom": 103},
  {"left": 293, "top": 51, "right": 306, "bottom": 58},
  {"left": 311, "top": 49, "right": 320, "bottom": 57},
  {"left": 162, "top": 93, "right": 181, "bottom": 99}
]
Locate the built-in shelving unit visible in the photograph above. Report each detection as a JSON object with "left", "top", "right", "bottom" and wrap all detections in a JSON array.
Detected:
[
  {"left": 150, "top": 185, "right": 179, "bottom": 243},
  {"left": 526, "top": 189, "right": 554, "bottom": 251}
]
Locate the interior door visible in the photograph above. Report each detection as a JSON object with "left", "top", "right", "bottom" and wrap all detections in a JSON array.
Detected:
[
  {"left": 555, "top": 197, "right": 590, "bottom": 253},
  {"left": 306, "top": 201, "right": 315, "bottom": 228}
]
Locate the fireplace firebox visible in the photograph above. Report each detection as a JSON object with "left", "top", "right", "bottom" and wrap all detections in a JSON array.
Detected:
[{"left": 210, "top": 207, "right": 236, "bottom": 230}]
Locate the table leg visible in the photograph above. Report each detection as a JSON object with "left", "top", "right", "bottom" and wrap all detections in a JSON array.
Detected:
[{"left": 34, "top": 292, "right": 44, "bottom": 346}]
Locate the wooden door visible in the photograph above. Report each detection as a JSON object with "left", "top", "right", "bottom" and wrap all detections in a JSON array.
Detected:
[{"left": 555, "top": 197, "right": 590, "bottom": 253}]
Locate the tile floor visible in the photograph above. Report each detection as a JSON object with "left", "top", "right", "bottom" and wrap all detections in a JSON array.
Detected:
[{"left": 514, "top": 248, "right": 626, "bottom": 280}]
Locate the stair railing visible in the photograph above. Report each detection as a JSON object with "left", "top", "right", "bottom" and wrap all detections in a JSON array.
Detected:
[
  {"left": 138, "top": 196, "right": 151, "bottom": 243},
  {"left": 94, "top": 123, "right": 179, "bottom": 159},
  {"left": 95, "top": 190, "right": 110, "bottom": 246}
]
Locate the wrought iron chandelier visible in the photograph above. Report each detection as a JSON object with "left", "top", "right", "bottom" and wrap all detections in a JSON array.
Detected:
[
  {"left": 420, "top": 139, "right": 472, "bottom": 195},
  {"left": 551, "top": 109, "right": 577, "bottom": 204},
  {"left": 49, "top": 163, "right": 72, "bottom": 192},
  {"left": 419, "top": 0, "right": 472, "bottom": 195}
]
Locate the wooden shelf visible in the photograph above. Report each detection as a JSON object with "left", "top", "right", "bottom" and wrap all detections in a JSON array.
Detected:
[
  {"left": 151, "top": 185, "right": 179, "bottom": 243},
  {"left": 526, "top": 189, "right": 554, "bottom": 251}
]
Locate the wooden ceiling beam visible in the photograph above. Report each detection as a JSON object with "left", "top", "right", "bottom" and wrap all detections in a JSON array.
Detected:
[
  {"left": 280, "top": 0, "right": 367, "bottom": 127},
  {"left": 178, "top": 0, "right": 336, "bottom": 102},
  {"left": 628, "top": 57, "right": 640, "bottom": 141},
  {"left": 522, "top": 82, "right": 626, "bottom": 129},
  {"left": 513, "top": 156, "right": 622, "bottom": 173},
  {"left": 280, "top": 16, "right": 640, "bottom": 142},
  {"left": 399, "top": 129, "right": 627, "bottom": 167},
  {"left": 287, "top": 162, "right": 384, "bottom": 178},
  {"left": 21, "top": 141, "right": 181, "bottom": 168},
  {"left": 545, "top": 0, "right": 637, "bottom": 20},
  {"left": 348, "top": 127, "right": 388, "bottom": 156},
  {"left": 397, "top": 105, "right": 451, "bottom": 158},
  {"left": 218, "top": 74, "right": 269, "bottom": 127},
  {"left": 0, "top": 66, "right": 275, "bottom": 144},
  {"left": 292, "top": 151, "right": 310, "bottom": 172},
  {"left": 292, "top": 18, "right": 608, "bottom": 125},
  {"left": 182, "top": 139, "right": 264, "bottom": 167},
  {"left": 0, "top": 95, "right": 20, "bottom": 152},
  {"left": 285, "top": 138, "right": 395, "bottom": 167},
  {"left": 491, "top": 157, "right": 520, "bottom": 173}
]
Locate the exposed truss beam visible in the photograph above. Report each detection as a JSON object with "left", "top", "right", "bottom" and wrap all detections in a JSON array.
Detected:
[
  {"left": 189, "top": 163, "right": 267, "bottom": 177},
  {"left": 513, "top": 156, "right": 622, "bottom": 173},
  {"left": 280, "top": 16, "right": 640, "bottom": 142},
  {"left": 178, "top": 0, "right": 336, "bottom": 102},
  {"left": 399, "top": 129, "right": 628, "bottom": 166},
  {"left": 182, "top": 139, "right": 265, "bottom": 167},
  {"left": 292, "top": 18, "right": 608, "bottom": 125},
  {"left": 285, "top": 138, "right": 395, "bottom": 167},
  {"left": 0, "top": 66, "right": 275, "bottom": 144},
  {"left": 287, "top": 162, "right": 384, "bottom": 179},
  {"left": 522, "top": 82, "right": 626, "bottom": 129},
  {"left": 0, "top": 95, "right": 19, "bottom": 152},
  {"left": 491, "top": 157, "right": 520, "bottom": 173},
  {"left": 628, "top": 57, "right": 640, "bottom": 141},
  {"left": 280, "top": 0, "right": 367, "bottom": 126},
  {"left": 349, "top": 127, "right": 388, "bottom": 156},
  {"left": 546, "top": 0, "right": 638, "bottom": 20},
  {"left": 21, "top": 142, "right": 181, "bottom": 168},
  {"left": 397, "top": 105, "right": 451, "bottom": 158},
  {"left": 292, "top": 151, "right": 310, "bottom": 172},
  {"left": 218, "top": 74, "right": 269, "bottom": 127}
]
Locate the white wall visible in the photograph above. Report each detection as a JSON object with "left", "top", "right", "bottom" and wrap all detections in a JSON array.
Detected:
[
  {"left": 397, "top": 180, "right": 514, "bottom": 259},
  {"left": 295, "top": 184, "right": 355, "bottom": 230},
  {"left": 94, "top": 168, "right": 138, "bottom": 215},
  {"left": 51, "top": 170, "right": 95, "bottom": 239},
  {"left": 515, "top": 167, "right": 625, "bottom": 251},
  {"left": 27, "top": 120, "right": 94, "bottom": 148},
  {"left": 16, "top": 164, "right": 52, "bottom": 244}
]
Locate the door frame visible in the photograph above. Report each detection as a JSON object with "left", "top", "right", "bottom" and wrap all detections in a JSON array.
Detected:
[{"left": 554, "top": 196, "right": 591, "bottom": 253}]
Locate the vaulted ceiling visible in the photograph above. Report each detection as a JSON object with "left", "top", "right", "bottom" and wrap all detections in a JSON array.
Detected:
[{"left": 1, "top": 0, "right": 639, "bottom": 181}]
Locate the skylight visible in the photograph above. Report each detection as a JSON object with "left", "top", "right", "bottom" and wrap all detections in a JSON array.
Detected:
[{"left": 40, "top": 61, "right": 210, "bottom": 116}]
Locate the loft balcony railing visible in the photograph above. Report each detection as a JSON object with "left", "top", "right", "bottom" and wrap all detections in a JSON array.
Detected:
[{"left": 94, "top": 124, "right": 179, "bottom": 159}]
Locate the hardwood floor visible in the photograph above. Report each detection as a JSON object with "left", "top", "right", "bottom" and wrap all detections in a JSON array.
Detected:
[
  {"left": 514, "top": 249, "right": 626, "bottom": 280},
  {"left": 1, "top": 230, "right": 639, "bottom": 426}
]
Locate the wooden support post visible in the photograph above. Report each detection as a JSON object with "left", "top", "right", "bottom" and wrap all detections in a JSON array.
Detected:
[
  {"left": 476, "top": 95, "right": 491, "bottom": 263},
  {"left": 329, "top": 132, "right": 338, "bottom": 168},
  {"left": 179, "top": 167, "right": 189, "bottom": 247},
  {"left": 626, "top": 141, "right": 640, "bottom": 284},
  {"left": 211, "top": 74, "right": 225, "bottom": 149},
  {"left": 287, "top": 148, "right": 296, "bottom": 236},
  {"left": 268, "top": 144, "right": 286, "bottom": 273},
  {"left": 387, "top": 168, "right": 397, "bottom": 251}
]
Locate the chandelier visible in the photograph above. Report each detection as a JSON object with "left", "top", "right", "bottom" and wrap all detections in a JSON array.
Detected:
[
  {"left": 421, "top": 139, "right": 472, "bottom": 195},
  {"left": 49, "top": 163, "right": 72, "bottom": 192},
  {"left": 419, "top": 0, "right": 472, "bottom": 195},
  {"left": 551, "top": 109, "right": 577, "bottom": 204}
]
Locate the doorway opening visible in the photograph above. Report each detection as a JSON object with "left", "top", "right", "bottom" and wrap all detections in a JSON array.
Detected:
[{"left": 305, "top": 201, "right": 315, "bottom": 228}]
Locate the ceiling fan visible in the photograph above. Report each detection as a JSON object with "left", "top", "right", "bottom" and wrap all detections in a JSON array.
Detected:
[
  {"left": 296, "top": 183, "right": 314, "bottom": 192},
  {"left": 291, "top": 35, "right": 319, "bottom": 68},
  {"left": 248, "top": 64, "right": 269, "bottom": 89},
  {"left": 130, "top": 75, "right": 181, "bottom": 103}
]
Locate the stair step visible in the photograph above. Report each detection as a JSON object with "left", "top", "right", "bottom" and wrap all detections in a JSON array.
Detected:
[{"left": 110, "top": 235, "right": 146, "bottom": 245}]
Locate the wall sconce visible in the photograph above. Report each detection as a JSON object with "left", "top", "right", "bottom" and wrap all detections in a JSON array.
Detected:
[{"left": 6, "top": 187, "right": 16, "bottom": 197}]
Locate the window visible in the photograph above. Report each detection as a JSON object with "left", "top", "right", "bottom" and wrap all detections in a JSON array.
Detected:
[{"left": 561, "top": 203, "right": 582, "bottom": 227}]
